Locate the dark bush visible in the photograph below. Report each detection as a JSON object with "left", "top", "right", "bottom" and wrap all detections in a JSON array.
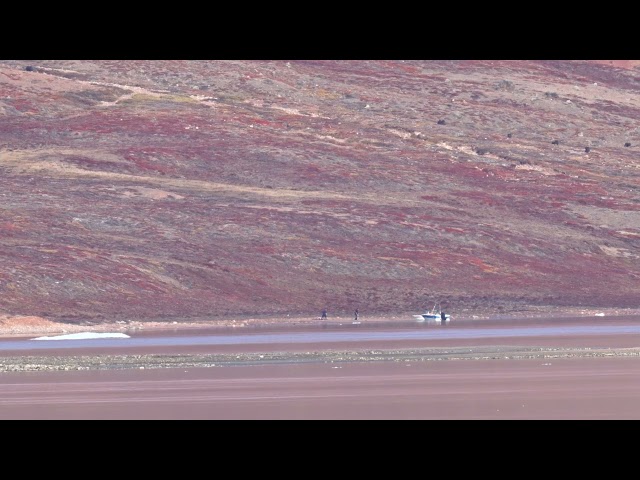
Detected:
[{"left": 494, "top": 80, "right": 514, "bottom": 91}]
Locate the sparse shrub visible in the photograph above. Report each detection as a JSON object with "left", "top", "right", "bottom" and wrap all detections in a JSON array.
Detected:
[{"left": 495, "top": 80, "right": 514, "bottom": 91}]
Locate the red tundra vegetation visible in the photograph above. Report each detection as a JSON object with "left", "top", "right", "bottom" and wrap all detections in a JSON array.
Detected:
[{"left": 1, "top": 60, "right": 639, "bottom": 330}]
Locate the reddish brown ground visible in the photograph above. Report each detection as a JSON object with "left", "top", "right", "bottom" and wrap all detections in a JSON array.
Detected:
[{"left": 1, "top": 60, "right": 640, "bottom": 323}]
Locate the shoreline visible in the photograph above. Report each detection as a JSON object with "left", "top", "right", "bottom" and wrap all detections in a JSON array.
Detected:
[
  {"left": 3, "top": 345, "right": 640, "bottom": 373},
  {"left": 1, "top": 306, "right": 640, "bottom": 373},
  {"left": 1, "top": 305, "right": 640, "bottom": 339}
]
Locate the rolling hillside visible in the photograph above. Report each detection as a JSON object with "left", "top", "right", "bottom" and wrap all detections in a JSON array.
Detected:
[{"left": 1, "top": 60, "right": 639, "bottom": 323}]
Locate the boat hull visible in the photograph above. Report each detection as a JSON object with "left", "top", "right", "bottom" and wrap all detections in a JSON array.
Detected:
[{"left": 414, "top": 314, "right": 451, "bottom": 323}]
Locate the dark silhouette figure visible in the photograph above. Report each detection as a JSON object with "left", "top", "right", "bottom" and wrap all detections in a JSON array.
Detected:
[
  {"left": 437, "top": 119, "right": 446, "bottom": 125},
  {"left": 321, "top": 309, "right": 327, "bottom": 320},
  {"left": 585, "top": 147, "right": 591, "bottom": 153},
  {"left": 354, "top": 309, "right": 359, "bottom": 321},
  {"left": 507, "top": 133, "right": 513, "bottom": 138},
  {"left": 625, "top": 142, "right": 631, "bottom": 147},
  {"left": 551, "top": 140, "right": 559, "bottom": 145},
  {"left": 440, "top": 311, "right": 447, "bottom": 324}
]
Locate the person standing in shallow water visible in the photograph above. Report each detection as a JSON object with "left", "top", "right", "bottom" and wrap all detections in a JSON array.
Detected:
[
  {"left": 321, "top": 309, "right": 327, "bottom": 320},
  {"left": 354, "top": 309, "right": 359, "bottom": 321},
  {"left": 440, "top": 311, "right": 447, "bottom": 324}
]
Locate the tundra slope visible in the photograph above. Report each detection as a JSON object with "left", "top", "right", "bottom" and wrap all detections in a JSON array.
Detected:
[{"left": 0, "top": 60, "right": 639, "bottom": 326}]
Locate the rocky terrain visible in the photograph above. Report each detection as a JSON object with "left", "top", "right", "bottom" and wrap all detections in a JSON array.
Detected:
[
  {"left": 1, "top": 60, "right": 639, "bottom": 326},
  {"left": 4, "top": 345, "right": 640, "bottom": 373}
]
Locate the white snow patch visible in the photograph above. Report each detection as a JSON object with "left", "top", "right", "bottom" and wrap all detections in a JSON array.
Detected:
[{"left": 33, "top": 332, "right": 131, "bottom": 341}]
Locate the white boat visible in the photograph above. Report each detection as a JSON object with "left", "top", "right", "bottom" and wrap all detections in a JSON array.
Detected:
[{"left": 413, "top": 303, "right": 451, "bottom": 323}]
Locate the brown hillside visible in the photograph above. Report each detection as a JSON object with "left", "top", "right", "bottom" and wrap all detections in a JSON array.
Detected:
[{"left": 0, "top": 60, "right": 639, "bottom": 323}]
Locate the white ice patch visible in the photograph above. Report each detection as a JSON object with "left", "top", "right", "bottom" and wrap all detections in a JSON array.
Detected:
[{"left": 33, "top": 332, "right": 131, "bottom": 341}]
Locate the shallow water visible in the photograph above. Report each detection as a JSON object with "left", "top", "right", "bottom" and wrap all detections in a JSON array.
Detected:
[
  {"left": 2, "top": 316, "right": 640, "bottom": 419},
  {"left": 2, "top": 321, "right": 640, "bottom": 351}
]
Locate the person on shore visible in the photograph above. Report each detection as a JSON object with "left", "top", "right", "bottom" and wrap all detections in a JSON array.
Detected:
[
  {"left": 440, "top": 311, "right": 447, "bottom": 324},
  {"left": 354, "top": 309, "right": 359, "bottom": 321},
  {"left": 321, "top": 309, "right": 327, "bottom": 320}
]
